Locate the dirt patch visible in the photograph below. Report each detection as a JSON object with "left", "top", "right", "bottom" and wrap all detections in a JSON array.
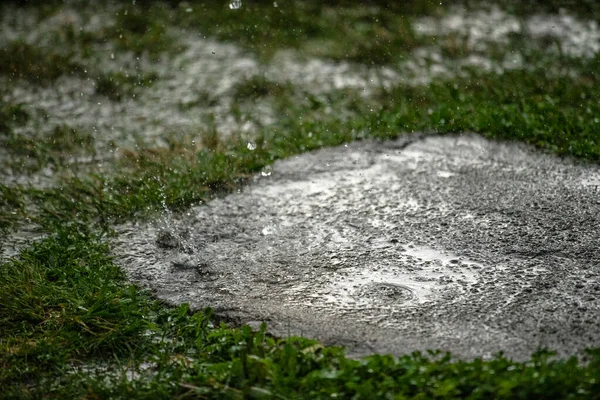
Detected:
[{"left": 113, "top": 134, "right": 600, "bottom": 360}]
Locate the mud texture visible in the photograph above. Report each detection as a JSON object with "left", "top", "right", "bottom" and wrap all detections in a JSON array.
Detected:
[{"left": 113, "top": 134, "right": 600, "bottom": 360}]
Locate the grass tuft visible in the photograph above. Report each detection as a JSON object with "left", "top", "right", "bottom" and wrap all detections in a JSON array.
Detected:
[
  {"left": 95, "top": 71, "right": 159, "bottom": 101},
  {"left": 0, "top": 41, "right": 83, "bottom": 84}
]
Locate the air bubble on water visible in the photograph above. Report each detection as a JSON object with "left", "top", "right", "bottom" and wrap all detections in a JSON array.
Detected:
[
  {"left": 229, "top": 0, "right": 242, "bottom": 10},
  {"left": 186, "top": 8, "right": 192, "bottom": 12},
  {"left": 273, "top": 1, "right": 278, "bottom": 7},
  {"left": 247, "top": 141, "right": 256, "bottom": 150},
  {"left": 110, "top": 53, "right": 115, "bottom": 59}
]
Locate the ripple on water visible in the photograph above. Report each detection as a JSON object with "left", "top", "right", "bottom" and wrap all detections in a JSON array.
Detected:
[{"left": 290, "top": 244, "right": 480, "bottom": 313}]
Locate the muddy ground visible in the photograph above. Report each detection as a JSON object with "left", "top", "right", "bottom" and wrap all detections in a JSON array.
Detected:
[{"left": 113, "top": 134, "right": 600, "bottom": 360}]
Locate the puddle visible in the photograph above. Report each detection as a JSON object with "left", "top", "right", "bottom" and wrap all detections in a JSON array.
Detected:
[
  {"left": 581, "top": 175, "right": 600, "bottom": 188},
  {"left": 113, "top": 135, "right": 600, "bottom": 359},
  {"left": 414, "top": 7, "right": 600, "bottom": 59},
  {"left": 402, "top": 244, "right": 482, "bottom": 268},
  {"left": 295, "top": 244, "right": 480, "bottom": 313}
]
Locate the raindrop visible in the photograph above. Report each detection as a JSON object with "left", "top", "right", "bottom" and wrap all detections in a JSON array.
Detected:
[
  {"left": 229, "top": 0, "right": 242, "bottom": 10},
  {"left": 261, "top": 165, "right": 272, "bottom": 177},
  {"left": 247, "top": 141, "right": 257, "bottom": 150}
]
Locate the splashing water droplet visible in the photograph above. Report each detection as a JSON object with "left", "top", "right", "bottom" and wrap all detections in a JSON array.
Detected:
[
  {"left": 261, "top": 165, "right": 272, "bottom": 177},
  {"left": 229, "top": 0, "right": 242, "bottom": 10},
  {"left": 247, "top": 142, "right": 256, "bottom": 151}
]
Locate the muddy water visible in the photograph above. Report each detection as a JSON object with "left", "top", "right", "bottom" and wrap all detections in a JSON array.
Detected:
[{"left": 113, "top": 135, "right": 600, "bottom": 360}]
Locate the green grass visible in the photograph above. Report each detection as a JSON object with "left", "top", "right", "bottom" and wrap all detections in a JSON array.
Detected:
[
  {"left": 95, "top": 71, "right": 159, "bottom": 101},
  {"left": 109, "top": 5, "right": 182, "bottom": 58},
  {"left": 232, "top": 75, "right": 294, "bottom": 101},
  {"left": 1, "top": 124, "right": 95, "bottom": 173},
  {"left": 376, "top": 69, "right": 600, "bottom": 160},
  {"left": 161, "top": 0, "right": 434, "bottom": 63},
  {"left": 0, "top": 41, "right": 84, "bottom": 84}
]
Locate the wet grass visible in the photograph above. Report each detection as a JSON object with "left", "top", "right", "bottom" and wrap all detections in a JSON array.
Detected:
[
  {"left": 109, "top": 4, "right": 181, "bottom": 58},
  {"left": 1, "top": 68, "right": 599, "bottom": 396},
  {"left": 0, "top": 101, "right": 30, "bottom": 133},
  {"left": 0, "top": 41, "right": 84, "bottom": 84},
  {"left": 1, "top": 124, "right": 95, "bottom": 173},
  {"left": 2, "top": 0, "right": 600, "bottom": 397},
  {"left": 378, "top": 69, "right": 600, "bottom": 160},
  {"left": 231, "top": 75, "right": 294, "bottom": 101},
  {"left": 0, "top": 184, "right": 26, "bottom": 234},
  {"left": 95, "top": 71, "right": 159, "bottom": 101},
  {"left": 167, "top": 1, "right": 432, "bottom": 63}
]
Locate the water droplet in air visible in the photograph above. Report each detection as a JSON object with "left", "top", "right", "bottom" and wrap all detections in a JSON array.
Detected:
[
  {"left": 247, "top": 142, "right": 256, "bottom": 150},
  {"left": 261, "top": 165, "right": 272, "bottom": 177},
  {"left": 229, "top": 0, "right": 242, "bottom": 10}
]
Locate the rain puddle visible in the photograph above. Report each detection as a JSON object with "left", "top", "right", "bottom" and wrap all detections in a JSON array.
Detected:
[
  {"left": 112, "top": 135, "right": 600, "bottom": 359},
  {"left": 298, "top": 244, "right": 480, "bottom": 312}
]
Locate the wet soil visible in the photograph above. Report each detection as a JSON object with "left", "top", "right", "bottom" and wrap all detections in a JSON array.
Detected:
[{"left": 113, "top": 134, "right": 600, "bottom": 360}]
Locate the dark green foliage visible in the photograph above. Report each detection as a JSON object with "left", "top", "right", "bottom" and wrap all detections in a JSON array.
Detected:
[
  {"left": 0, "top": 184, "right": 26, "bottom": 233},
  {"left": 95, "top": 71, "right": 159, "bottom": 101},
  {"left": 0, "top": 41, "right": 84, "bottom": 84},
  {"left": 0, "top": 102, "right": 30, "bottom": 135},
  {"left": 374, "top": 69, "right": 600, "bottom": 161},
  {"left": 109, "top": 4, "right": 181, "bottom": 58},
  {"left": 172, "top": 1, "right": 425, "bottom": 63},
  {"left": 232, "top": 75, "right": 293, "bottom": 101},
  {"left": 1, "top": 124, "right": 95, "bottom": 172}
]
